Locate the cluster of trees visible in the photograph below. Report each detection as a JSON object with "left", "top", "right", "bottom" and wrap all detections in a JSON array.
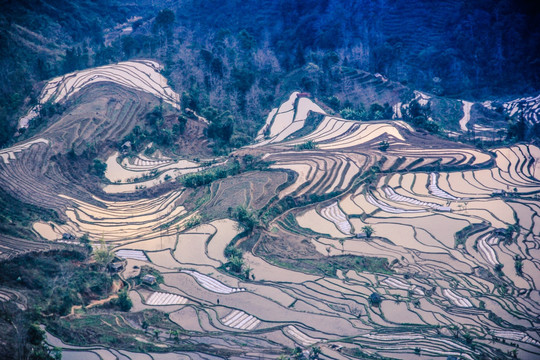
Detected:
[
  {"left": 229, "top": 205, "right": 258, "bottom": 234},
  {"left": 90, "top": 159, "right": 107, "bottom": 178},
  {"left": 145, "top": 106, "right": 184, "bottom": 147},
  {"left": 110, "top": 290, "right": 133, "bottom": 312},
  {"left": 295, "top": 140, "right": 318, "bottom": 150},
  {"left": 279, "top": 346, "right": 321, "bottom": 360},
  {"left": 180, "top": 155, "right": 270, "bottom": 188},
  {"left": 0, "top": 306, "right": 62, "bottom": 360},
  {"left": 0, "top": 249, "right": 119, "bottom": 358},
  {"left": 340, "top": 103, "right": 393, "bottom": 121},
  {"left": 402, "top": 100, "right": 440, "bottom": 134},
  {"left": 180, "top": 163, "right": 238, "bottom": 188},
  {"left": 506, "top": 117, "right": 540, "bottom": 142},
  {"left": 120, "top": 106, "right": 189, "bottom": 154},
  {"left": 223, "top": 244, "right": 252, "bottom": 280},
  {"left": 201, "top": 106, "right": 235, "bottom": 148}
]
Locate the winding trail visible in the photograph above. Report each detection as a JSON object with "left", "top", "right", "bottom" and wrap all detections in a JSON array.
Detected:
[{"left": 460, "top": 100, "right": 473, "bottom": 131}]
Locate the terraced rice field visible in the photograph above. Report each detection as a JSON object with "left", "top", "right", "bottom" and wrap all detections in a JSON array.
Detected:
[
  {"left": 499, "top": 94, "right": 540, "bottom": 125},
  {"left": 254, "top": 92, "right": 326, "bottom": 145},
  {"left": 247, "top": 94, "right": 539, "bottom": 359},
  {"left": 103, "top": 152, "right": 210, "bottom": 193},
  {"left": 288, "top": 143, "right": 540, "bottom": 357},
  {"left": 18, "top": 60, "right": 179, "bottom": 129},
  {"left": 0, "top": 138, "right": 50, "bottom": 164},
  {"left": 1, "top": 69, "right": 540, "bottom": 359}
]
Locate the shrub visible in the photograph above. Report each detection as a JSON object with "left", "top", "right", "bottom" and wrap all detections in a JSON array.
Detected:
[
  {"left": 116, "top": 290, "right": 133, "bottom": 311},
  {"left": 230, "top": 206, "right": 258, "bottom": 233},
  {"left": 91, "top": 159, "right": 107, "bottom": 177},
  {"left": 224, "top": 245, "right": 243, "bottom": 259},
  {"left": 185, "top": 215, "right": 201, "bottom": 229},
  {"left": 295, "top": 140, "right": 318, "bottom": 150}
]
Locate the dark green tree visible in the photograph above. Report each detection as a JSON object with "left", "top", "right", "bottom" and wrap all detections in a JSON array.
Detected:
[{"left": 117, "top": 290, "right": 133, "bottom": 311}]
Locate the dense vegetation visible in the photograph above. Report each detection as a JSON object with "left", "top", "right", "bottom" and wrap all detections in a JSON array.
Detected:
[
  {"left": 179, "top": 0, "right": 540, "bottom": 97},
  {"left": 0, "top": 249, "right": 117, "bottom": 359},
  {"left": 0, "top": 188, "right": 61, "bottom": 240}
]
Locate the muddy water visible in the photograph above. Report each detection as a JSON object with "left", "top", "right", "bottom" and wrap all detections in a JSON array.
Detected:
[
  {"left": 339, "top": 194, "right": 365, "bottom": 215},
  {"left": 33, "top": 221, "right": 61, "bottom": 240},
  {"left": 380, "top": 301, "right": 425, "bottom": 325},
  {"left": 243, "top": 252, "right": 319, "bottom": 283},
  {"left": 296, "top": 209, "right": 346, "bottom": 238},
  {"left": 173, "top": 233, "right": 218, "bottom": 267},
  {"left": 206, "top": 219, "right": 241, "bottom": 263}
]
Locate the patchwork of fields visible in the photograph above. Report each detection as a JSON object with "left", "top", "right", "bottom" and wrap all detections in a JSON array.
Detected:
[{"left": 1, "top": 64, "right": 539, "bottom": 359}]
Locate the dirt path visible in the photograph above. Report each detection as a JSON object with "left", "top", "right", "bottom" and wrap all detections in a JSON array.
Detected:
[
  {"left": 459, "top": 100, "right": 473, "bottom": 131},
  {"left": 67, "top": 280, "right": 123, "bottom": 316}
]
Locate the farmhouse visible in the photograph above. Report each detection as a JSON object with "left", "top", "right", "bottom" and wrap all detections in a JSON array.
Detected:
[
  {"left": 121, "top": 141, "right": 132, "bottom": 153},
  {"left": 62, "top": 233, "right": 75, "bottom": 240},
  {"left": 142, "top": 274, "right": 157, "bottom": 285},
  {"left": 108, "top": 262, "right": 124, "bottom": 272}
]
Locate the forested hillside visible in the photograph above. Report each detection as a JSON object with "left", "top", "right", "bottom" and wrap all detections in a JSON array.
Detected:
[
  {"left": 174, "top": 0, "right": 540, "bottom": 97},
  {"left": 1, "top": 0, "right": 539, "bottom": 148}
]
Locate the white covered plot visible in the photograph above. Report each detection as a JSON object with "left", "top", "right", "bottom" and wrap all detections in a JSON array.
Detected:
[
  {"left": 366, "top": 193, "right": 424, "bottom": 214},
  {"left": 181, "top": 270, "right": 245, "bottom": 294},
  {"left": 146, "top": 292, "right": 187, "bottom": 306},
  {"left": 382, "top": 277, "right": 424, "bottom": 295},
  {"left": 220, "top": 310, "right": 260, "bottom": 330},
  {"left": 19, "top": 60, "right": 180, "bottom": 129},
  {"left": 429, "top": 173, "right": 459, "bottom": 200},
  {"left": 320, "top": 202, "right": 352, "bottom": 234},
  {"left": 284, "top": 325, "right": 320, "bottom": 347},
  {"left": 116, "top": 249, "right": 148, "bottom": 261},
  {"left": 0, "top": 138, "right": 50, "bottom": 164},
  {"left": 383, "top": 186, "right": 451, "bottom": 211},
  {"left": 477, "top": 234, "right": 499, "bottom": 266},
  {"left": 442, "top": 289, "right": 473, "bottom": 308}
]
